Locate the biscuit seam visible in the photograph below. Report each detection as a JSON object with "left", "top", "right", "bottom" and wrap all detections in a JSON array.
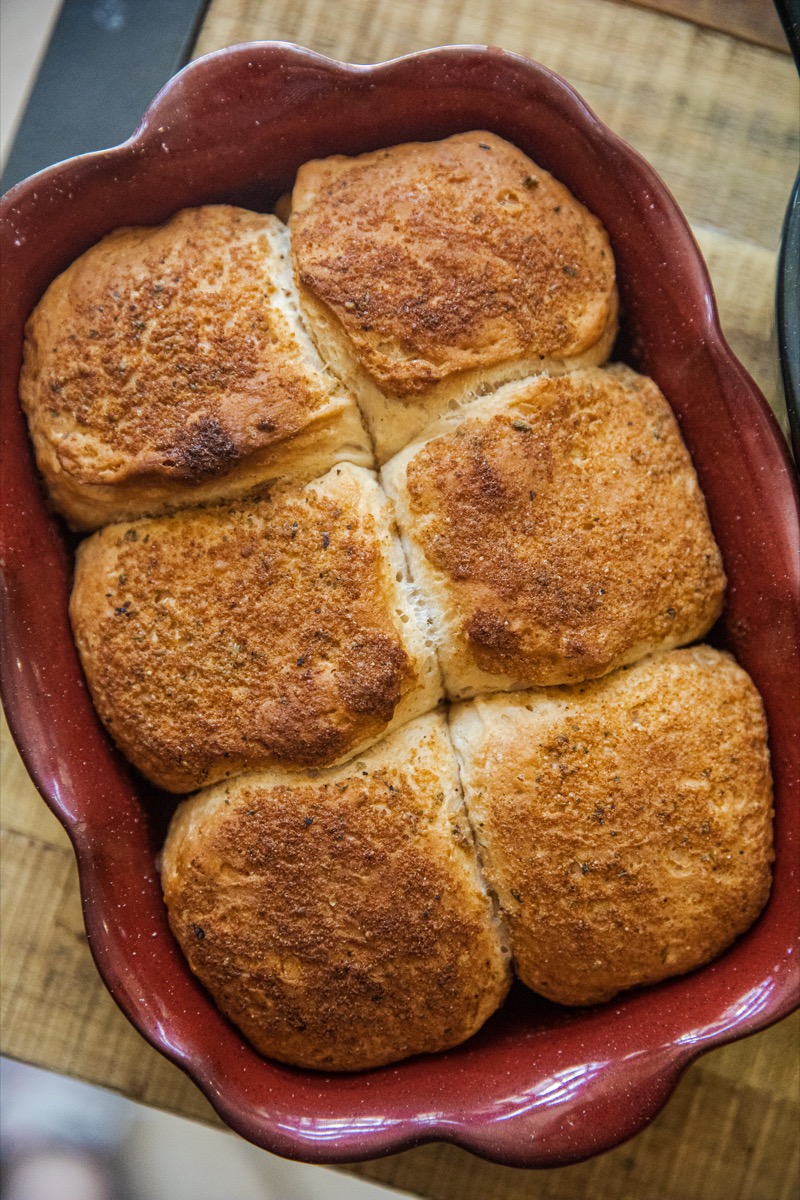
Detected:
[{"left": 445, "top": 703, "right": 515, "bottom": 967}]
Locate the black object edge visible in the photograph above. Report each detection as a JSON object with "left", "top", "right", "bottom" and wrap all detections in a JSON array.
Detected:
[
  {"left": 1, "top": 0, "right": 211, "bottom": 195},
  {"left": 777, "top": 171, "right": 800, "bottom": 467}
]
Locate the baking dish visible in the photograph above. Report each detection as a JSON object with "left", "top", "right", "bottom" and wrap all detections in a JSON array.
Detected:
[{"left": 1, "top": 43, "right": 798, "bottom": 1167}]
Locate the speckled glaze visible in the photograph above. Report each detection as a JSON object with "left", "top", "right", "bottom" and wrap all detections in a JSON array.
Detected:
[{"left": 1, "top": 44, "right": 798, "bottom": 1168}]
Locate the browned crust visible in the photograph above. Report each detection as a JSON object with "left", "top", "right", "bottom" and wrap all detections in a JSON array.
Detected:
[
  {"left": 20, "top": 206, "right": 369, "bottom": 529},
  {"left": 451, "top": 647, "right": 774, "bottom": 1005},
  {"left": 161, "top": 715, "right": 511, "bottom": 1071},
  {"left": 290, "top": 132, "right": 616, "bottom": 398},
  {"left": 393, "top": 365, "right": 726, "bottom": 691},
  {"left": 69, "top": 465, "right": 440, "bottom": 792},
  {"left": 25, "top": 143, "right": 768, "bottom": 1068}
]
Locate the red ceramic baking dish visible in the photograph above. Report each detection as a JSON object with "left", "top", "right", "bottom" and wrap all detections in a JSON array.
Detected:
[{"left": 1, "top": 44, "right": 798, "bottom": 1168}]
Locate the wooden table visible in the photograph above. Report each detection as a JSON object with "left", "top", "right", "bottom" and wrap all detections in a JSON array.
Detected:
[{"left": 2, "top": 2, "right": 798, "bottom": 1197}]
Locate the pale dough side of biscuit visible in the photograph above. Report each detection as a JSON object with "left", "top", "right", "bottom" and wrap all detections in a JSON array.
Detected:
[{"left": 298, "top": 284, "right": 617, "bottom": 461}]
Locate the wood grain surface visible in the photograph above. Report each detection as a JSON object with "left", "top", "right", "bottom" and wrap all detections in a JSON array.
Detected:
[
  {"left": 622, "top": 0, "right": 790, "bottom": 52},
  {"left": 194, "top": 0, "right": 798, "bottom": 253},
  {"left": 2, "top": 1, "right": 798, "bottom": 1196}
]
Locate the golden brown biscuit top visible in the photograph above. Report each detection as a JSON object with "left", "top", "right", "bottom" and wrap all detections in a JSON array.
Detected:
[
  {"left": 162, "top": 717, "right": 509, "bottom": 1070},
  {"left": 455, "top": 648, "right": 774, "bottom": 1004},
  {"left": 171, "top": 773, "right": 478, "bottom": 985},
  {"left": 402, "top": 367, "right": 726, "bottom": 683},
  {"left": 70, "top": 472, "right": 417, "bottom": 787},
  {"left": 291, "top": 132, "right": 616, "bottom": 397},
  {"left": 21, "top": 206, "right": 335, "bottom": 486}
]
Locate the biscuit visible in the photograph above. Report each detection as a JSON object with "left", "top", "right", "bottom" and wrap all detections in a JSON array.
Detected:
[
  {"left": 291, "top": 131, "right": 617, "bottom": 459},
  {"left": 161, "top": 712, "right": 512, "bottom": 1071},
  {"left": 20, "top": 206, "right": 372, "bottom": 529},
  {"left": 449, "top": 647, "right": 774, "bottom": 1006},
  {"left": 382, "top": 366, "right": 726, "bottom": 697},
  {"left": 70, "top": 464, "right": 442, "bottom": 792}
]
